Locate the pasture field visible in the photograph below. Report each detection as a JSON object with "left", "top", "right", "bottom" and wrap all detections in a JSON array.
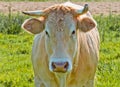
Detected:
[{"left": 0, "top": 13, "right": 120, "bottom": 87}]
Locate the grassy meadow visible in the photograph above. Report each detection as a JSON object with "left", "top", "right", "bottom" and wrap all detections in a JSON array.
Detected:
[{"left": 0, "top": 10, "right": 120, "bottom": 87}]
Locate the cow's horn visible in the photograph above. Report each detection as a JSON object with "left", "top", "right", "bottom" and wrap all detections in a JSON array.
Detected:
[
  {"left": 22, "top": 10, "right": 45, "bottom": 16},
  {"left": 76, "top": 4, "right": 88, "bottom": 15}
]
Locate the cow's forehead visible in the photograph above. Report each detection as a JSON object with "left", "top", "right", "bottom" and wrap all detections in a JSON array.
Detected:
[
  {"left": 44, "top": 5, "right": 76, "bottom": 33},
  {"left": 46, "top": 12, "right": 75, "bottom": 31}
]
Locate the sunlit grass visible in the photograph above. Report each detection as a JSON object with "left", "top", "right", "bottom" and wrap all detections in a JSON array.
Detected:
[{"left": 0, "top": 33, "right": 34, "bottom": 87}]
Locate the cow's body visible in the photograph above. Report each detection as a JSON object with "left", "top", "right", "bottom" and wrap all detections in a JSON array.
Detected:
[{"left": 22, "top": 2, "right": 100, "bottom": 87}]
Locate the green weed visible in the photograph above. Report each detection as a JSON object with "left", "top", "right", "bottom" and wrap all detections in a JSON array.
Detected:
[{"left": 0, "top": 13, "right": 28, "bottom": 34}]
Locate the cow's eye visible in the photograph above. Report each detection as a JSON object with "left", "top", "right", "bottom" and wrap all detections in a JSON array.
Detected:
[
  {"left": 45, "top": 31, "right": 49, "bottom": 37},
  {"left": 72, "top": 30, "right": 75, "bottom": 35}
]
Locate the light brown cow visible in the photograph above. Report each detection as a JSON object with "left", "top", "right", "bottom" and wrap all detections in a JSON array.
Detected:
[{"left": 22, "top": 2, "right": 100, "bottom": 87}]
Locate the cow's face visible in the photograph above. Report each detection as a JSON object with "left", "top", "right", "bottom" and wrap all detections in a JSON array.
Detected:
[
  {"left": 22, "top": 4, "right": 96, "bottom": 73},
  {"left": 45, "top": 12, "right": 77, "bottom": 72}
]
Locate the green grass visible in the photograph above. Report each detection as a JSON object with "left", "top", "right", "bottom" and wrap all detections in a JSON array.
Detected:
[
  {"left": 0, "top": 0, "right": 119, "bottom": 2},
  {"left": 0, "top": 33, "right": 34, "bottom": 87},
  {"left": 0, "top": 14, "right": 120, "bottom": 87},
  {"left": 95, "top": 14, "right": 120, "bottom": 87},
  {"left": 0, "top": 13, "right": 28, "bottom": 34}
]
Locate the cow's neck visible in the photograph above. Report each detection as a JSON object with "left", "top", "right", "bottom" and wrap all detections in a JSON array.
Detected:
[{"left": 55, "top": 73, "right": 67, "bottom": 87}]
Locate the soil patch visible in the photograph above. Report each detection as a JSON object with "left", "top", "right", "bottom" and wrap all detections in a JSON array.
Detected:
[{"left": 0, "top": 1, "right": 120, "bottom": 15}]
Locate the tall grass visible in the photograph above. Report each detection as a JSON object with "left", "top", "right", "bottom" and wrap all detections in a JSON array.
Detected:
[
  {"left": 95, "top": 14, "right": 120, "bottom": 42},
  {"left": 0, "top": 13, "right": 120, "bottom": 86},
  {"left": 0, "top": 13, "right": 28, "bottom": 34}
]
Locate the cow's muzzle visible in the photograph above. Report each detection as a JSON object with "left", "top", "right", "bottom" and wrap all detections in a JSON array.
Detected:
[
  {"left": 52, "top": 62, "right": 68, "bottom": 73},
  {"left": 49, "top": 58, "right": 72, "bottom": 73}
]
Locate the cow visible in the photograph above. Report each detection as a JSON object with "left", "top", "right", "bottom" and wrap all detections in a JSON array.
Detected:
[{"left": 22, "top": 2, "right": 100, "bottom": 87}]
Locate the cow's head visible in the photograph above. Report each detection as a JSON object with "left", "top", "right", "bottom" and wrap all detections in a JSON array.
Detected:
[{"left": 22, "top": 4, "right": 96, "bottom": 73}]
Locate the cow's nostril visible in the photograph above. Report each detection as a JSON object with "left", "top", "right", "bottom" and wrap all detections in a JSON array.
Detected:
[
  {"left": 51, "top": 62, "right": 69, "bottom": 73},
  {"left": 52, "top": 62, "right": 56, "bottom": 69},
  {"left": 64, "top": 62, "right": 68, "bottom": 69}
]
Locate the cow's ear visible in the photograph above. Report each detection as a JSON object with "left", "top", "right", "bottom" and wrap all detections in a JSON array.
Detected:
[
  {"left": 77, "top": 16, "right": 97, "bottom": 32},
  {"left": 22, "top": 18, "right": 45, "bottom": 34}
]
